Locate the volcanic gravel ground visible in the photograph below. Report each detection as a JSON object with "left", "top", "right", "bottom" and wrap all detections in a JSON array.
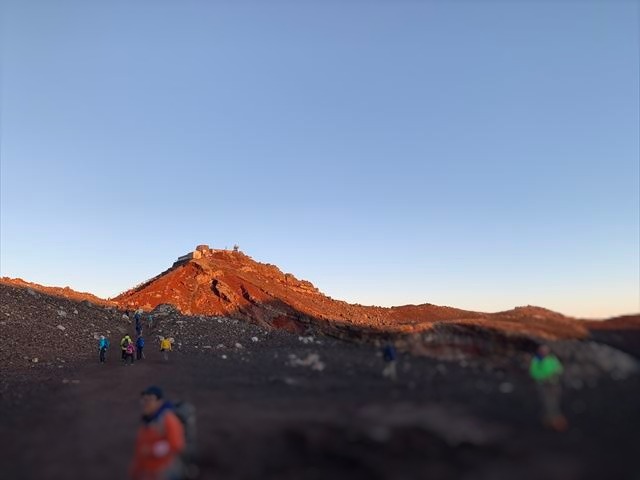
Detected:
[{"left": 1, "top": 284, "right": 640, "bottom": 480}]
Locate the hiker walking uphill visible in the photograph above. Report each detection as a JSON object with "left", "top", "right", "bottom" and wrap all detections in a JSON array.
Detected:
[
  {"left": 136, "top": 336, "right": 145, "bottom": 361},
  {"left": 130, "top": 386, "right": 186, "bottom": 480},
  {"left": 121, "top": 335, "right": 133, "bottom": 363},
  {"left": 160, "top": 337, "right": 173, "bottom": 361},
  {"left": 530, "top": 344, "right": 567, "bottom": 432},
  {"left": 98, "top": 335, "right": 110, "bottom": 363},
  {"left": 381, "top": 342, "right": 398, "bottom": 381},
  {"left": 124, "top": 340, "right": 136, "bottom": 365},
  {"left": 135, "top": 310, "right": 143, "bottom": 336}
]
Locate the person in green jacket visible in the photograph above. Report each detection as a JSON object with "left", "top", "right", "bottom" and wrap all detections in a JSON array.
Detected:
[{"left": 529, "top": 344, "right": 567, "bottom": 431}]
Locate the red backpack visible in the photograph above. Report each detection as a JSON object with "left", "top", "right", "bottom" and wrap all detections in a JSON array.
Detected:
[{"left": 126, "top": 343, "right": 135, "bottom": 355}]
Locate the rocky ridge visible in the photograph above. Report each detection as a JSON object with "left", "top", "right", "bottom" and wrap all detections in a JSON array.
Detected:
[{"left": 2, "top": 245, "right": 637, "bottom": 344}]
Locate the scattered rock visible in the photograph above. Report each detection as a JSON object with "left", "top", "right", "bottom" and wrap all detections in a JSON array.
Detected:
[
  {"left": 552, "top": 340, "right": 640, "bottom": 382},
  {"left": 288, "top": 353, "right": 325, "bottom": 372},
  {"left": 498, "top": 382, "right": 514, "bottom": 393}
]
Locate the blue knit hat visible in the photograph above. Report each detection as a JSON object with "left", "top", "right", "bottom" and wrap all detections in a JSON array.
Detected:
[{"left": 140, "top": 385, "right": 163, "bottom": 399}]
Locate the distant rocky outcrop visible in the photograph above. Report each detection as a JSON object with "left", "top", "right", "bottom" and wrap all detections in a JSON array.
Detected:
[{"left": 0, "top": 277, "right": 112, "bottom": 307}]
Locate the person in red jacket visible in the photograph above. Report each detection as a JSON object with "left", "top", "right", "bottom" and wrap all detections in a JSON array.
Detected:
[{"left": 130, "top": 386, "right": 185, "bottom": 480}]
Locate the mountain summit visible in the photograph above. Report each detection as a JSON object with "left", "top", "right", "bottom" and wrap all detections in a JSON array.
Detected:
[{"left": 112, "top": 245, "right": 588, "bottom": 339}]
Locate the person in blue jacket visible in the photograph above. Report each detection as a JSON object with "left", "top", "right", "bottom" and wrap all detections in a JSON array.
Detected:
[
  {"left": 382, "top": 342, "right": 398, "bottom": 380},
  {"left": 135, "top": 311, "right": 143, "bottom": 336},
  {"left": 99, "top": 335, "right": 110, "bottom": 363},
  {"left": 136, "top": 335, "right": 145, "bottom": 360}
]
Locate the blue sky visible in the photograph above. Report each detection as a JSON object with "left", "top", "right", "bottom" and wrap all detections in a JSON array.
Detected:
[{"left": 1, "top": 1, "right": 638, "bottom": 318}]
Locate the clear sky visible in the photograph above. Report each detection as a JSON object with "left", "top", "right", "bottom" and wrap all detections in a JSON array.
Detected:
[{"left": 1, "top": 1, "right": 638, "bottom": 318}]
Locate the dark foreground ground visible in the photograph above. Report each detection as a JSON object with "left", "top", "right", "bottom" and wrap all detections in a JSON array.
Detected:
[
  {"left": 1, "top": 283, "right": 639, "bottom": 480},
  {"left": 2, "top": 330, "right": 640, "bottom": 480}
]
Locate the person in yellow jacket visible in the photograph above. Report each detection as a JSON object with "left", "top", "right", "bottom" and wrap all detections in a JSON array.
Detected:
[{"left": 160, "top": 337, "right": 172, "bottom": 361}]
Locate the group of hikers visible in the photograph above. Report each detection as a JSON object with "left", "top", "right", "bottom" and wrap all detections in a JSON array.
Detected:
[
  {"left": 97, "top": 308, "right": 567, "bottom": 479},
  {"left": 118, "top": 334, "right": 146, "bottom": 364},
  {"left": 380, "top": 341, "right": 567, "bottom": 431},
  {"left": 98, "top": 309, "right": 173, "bottom": 366},
  {"left": 96, "top": 310, "right": 187, "bottom": 479}
]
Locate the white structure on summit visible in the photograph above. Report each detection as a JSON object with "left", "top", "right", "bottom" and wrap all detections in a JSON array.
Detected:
[{"left": 173, "top": 244, "right": 228, "bottom": 267}]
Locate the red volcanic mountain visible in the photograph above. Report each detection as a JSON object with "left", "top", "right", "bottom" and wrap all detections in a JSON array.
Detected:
[
  {"left": 110, "top": 245, "right": 589, "bottom": 339},
  {"left": 3, "top": 245, "right": 611, "bottom": 340}
]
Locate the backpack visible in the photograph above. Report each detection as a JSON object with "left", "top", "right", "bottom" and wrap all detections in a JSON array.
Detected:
[
  {"left": 126, "top": 343, "right": 134, "bottom": 355},
  {"left": 173, "top": 402, "right": 198, "bottom": 478},
  {"left": 153, "top": 402, "right": 197, "bottom": 478}
]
